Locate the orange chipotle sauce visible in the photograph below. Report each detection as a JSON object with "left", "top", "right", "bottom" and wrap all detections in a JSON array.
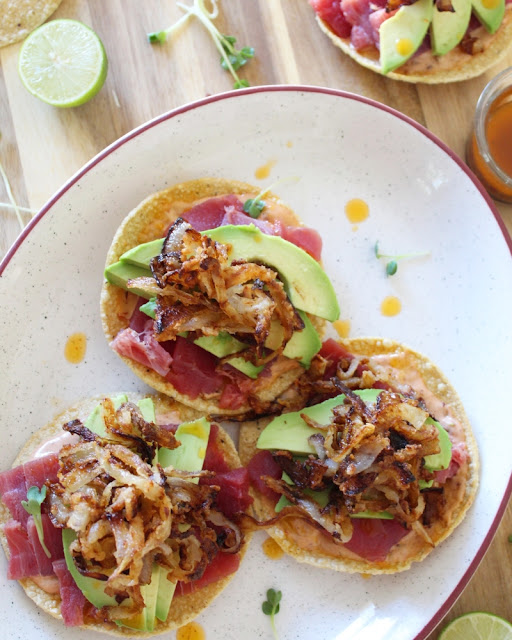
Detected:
[
  {"left": 177, "top": 621, "right": 206, "bottom": 640},
  {"left": 64, "top": 332, "right": 87, "bottom": 363},
  {"left": 262, "top": 536, "right": 284, "bottom": 559}
]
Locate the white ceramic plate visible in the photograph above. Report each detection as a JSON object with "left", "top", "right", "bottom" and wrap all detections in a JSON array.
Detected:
[{"left": 1, "top": 87, "right": 511, "bottom": 640}]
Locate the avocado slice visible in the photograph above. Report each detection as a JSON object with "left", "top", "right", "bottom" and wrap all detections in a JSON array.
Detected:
[
  {"left": 257, "top": 389, "right": 382, "bottom": 454},
  {"left": 153, "top": 418, "right": 211, "bottom": 622},
  {"left": 195, "top": 310, "right": 322, "bottom": 375},
  {"left": 203, "top": 225, "right": 339, "bottom": 322},
  {"left": 472, "top": 0, "right": 505, "bottom": 32},
  {"left": 119, "top": 238, "right": 163, "bottom": 267},
  {"left": 104, "top": 261, "right": 154, "bottom": 299},
  {"left": 194, "top": 332, "right": 247, "bottom": 358},
  {"left": 84, "top": 393, "right": 128, "bottom": 437},
  {"left": 423, "top": 418, "right": 452, "bottom": 471},
  {"left": 117, "top": 226, "right": 340, "bottom": 321},
  {"left": 62, "top": 529, "right": 119, "bottom": 608},
  {"left": 431, "top": 0, "right": 472, "bottom": 55},
  {"left": 157, "top": 417, "right": 211, "bottom": 475},
  {"left": 379, "top": 0, "right": 433, "bottom": 74}
]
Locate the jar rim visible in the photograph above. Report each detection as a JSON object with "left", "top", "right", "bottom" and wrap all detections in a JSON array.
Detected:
[{"left": 474, "top": 66, "right": 512, "bottom": 188}]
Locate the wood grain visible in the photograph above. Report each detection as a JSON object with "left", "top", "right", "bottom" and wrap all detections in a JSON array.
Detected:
[{"left": 0, "top": 1, "right": 511, "bottom": 638}]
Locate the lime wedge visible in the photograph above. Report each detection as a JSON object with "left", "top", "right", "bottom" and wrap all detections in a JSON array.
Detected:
[
  {"left": 439, "top": 612, "right": 512, "bottom": 640},
  {"left": 18, "top": 19, "right": 107, "bottom": 108}
]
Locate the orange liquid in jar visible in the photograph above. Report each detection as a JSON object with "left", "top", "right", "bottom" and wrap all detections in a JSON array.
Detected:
[
  {"left": 467, "top": 87, "right": 512, "bottom": 202},
  {"left": 486, "top": 97, "right": 512, "bottom": 178}
]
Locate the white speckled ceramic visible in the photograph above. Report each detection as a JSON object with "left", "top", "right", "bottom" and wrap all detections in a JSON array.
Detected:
[{"left": 0, "top": 87, "right": 511, "bottom": 640}]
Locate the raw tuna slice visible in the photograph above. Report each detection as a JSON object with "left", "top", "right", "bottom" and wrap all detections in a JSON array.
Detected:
[
  {"left": 53, "top": 559, "right": 86, "bottom": 627},
  {"left": 280, "top": 225, "right": 323, "bottom": 261},
  {"left": 0, "top": 474, "right": 30, "bottom": 526},
  {"left": 200, "top": 467, "right": 253, "bottom": 518},
  {"left": 176, "top": 551, "right": 240, "bottom": 595},
  {"left": 182, "top": 195, "right": 245, "bottom": 231},
  {"left": 4, "top": 520, "right": 39, "bottom": 579},
  {"left": 23, "top": 453, "right": 59, "bottom": 489},
  {"left": 27, "top": 514, "right": 64, "bottom": 575},
  {"left": 247, "top": 450, "right": 282, "bottom": 503},
  {"left": 343, "top": 517, "right": 408, "bottom": 561},
  {"left": 202, "top": 424, "right": 230, "bottom": 474},
  {"left": 111, "top": 325, "right": 172, "bottom": 377},
  {"left": 164, "top": 337, "right": 226, "bottom": 398}
]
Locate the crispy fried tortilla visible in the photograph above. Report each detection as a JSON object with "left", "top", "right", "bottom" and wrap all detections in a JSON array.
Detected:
[
  {"left": 0, "top": 0, "right": 63, "bottom": 47},
  {"left": 100, "top": 177, "right": 324, "bottom": 418},
  {"left": 0, "top": 393, "right": 250, "bottom": 636},
  {"left": 239, "top": 337, "right": 479, "bottom": 574},
  {"left": 315, "top": 4, "right": 512, "bottom": 83}
]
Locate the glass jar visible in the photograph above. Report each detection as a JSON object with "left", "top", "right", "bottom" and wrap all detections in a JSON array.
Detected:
[{"left": 466, "top": 67, "right": 512, "bottom": 203}]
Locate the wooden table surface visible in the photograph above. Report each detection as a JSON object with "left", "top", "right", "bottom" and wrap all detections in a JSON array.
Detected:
[{"left": 0, "top": 1, "right": 510, "bottom": 638}]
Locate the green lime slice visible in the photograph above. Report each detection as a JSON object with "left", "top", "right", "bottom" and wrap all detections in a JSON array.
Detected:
[
  {"left": 18, "top": 19, "right": 107, "bottom": 108},
  {"left": 439, "top": 612, "right": 512, "bottom": 640}
]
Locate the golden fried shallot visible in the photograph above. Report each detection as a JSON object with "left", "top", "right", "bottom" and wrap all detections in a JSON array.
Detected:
[
  {"left": 128, "top": 218, "right": 303, "bottom": 358},
  {"left": 46, "top": 399, "right": 243, "bottom": 622}
]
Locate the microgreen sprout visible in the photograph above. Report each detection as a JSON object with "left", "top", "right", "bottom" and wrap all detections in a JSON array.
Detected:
[
  {"left": 508, "top": 534, "right": 512, "bottom": 543},
  {"left": 147, "top": 0, "right": 254, "bottom": 88},
  {"left": 262, "top": 588, "right": 282, "bottom": 640},
  {"left": 243, "top": 197, "right": 266, "bottom": 218},
  {"left": 374, "top": 241, "right": 430, "bottom": 277},
  {"left": 21, "top": 486, "right": 51, "bottom": 558},
  {"left": 243, "top": 176, "right": 300, "bottom": 219}
]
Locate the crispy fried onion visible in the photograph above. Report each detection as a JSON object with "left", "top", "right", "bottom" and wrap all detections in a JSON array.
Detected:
[
  {"left": 265, "top": 390, "right": 441, "bottom": 547},
  {"left": 127, "top": 218, "right": 304, "bottom": 361},
  {"left": 46, "top": 401, "right": 242, "bottom": 621}
]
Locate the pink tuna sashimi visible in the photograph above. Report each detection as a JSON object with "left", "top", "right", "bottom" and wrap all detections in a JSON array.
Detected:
[
  {"left": 221, "top": 209, "right": 282, "bottom": 235},
  {"left": 341, "top": 0, "right": 387, "bottom": 49},
  {"left": 27, "top": 514, "right": 64, "bottom": 575},
  {"left": 0, "top": 466, "right": 30, "bottom": 526},
  {"left": 53, "top": 559, "right": 86, "bottom": 627},
  {"left": 182, "top": 194, "right": 245, "bottom": 231},
  {"left": 4, "top": 520, "right": 39, "bottom": 579},
  {"left": 23, "top": 453, "right": 59, "bottom": 490},
  {"left": 280, "top": 225, "right": 323, "bottom": 261},
  {"left": 309, "top": 0, "right": 352, "bottom": 38},
  {"left": 111, "top": 323, "right": 172, "bottom": 377}
]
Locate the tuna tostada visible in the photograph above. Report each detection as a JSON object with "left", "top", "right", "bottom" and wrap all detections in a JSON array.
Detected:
[
  {"left": 239, "top": 337, "right": 479, "bottom": 573},
  {"left": 309, "top": 0, "right": 512, "bottom": 82},
  {"left": 101, "top": 178, "right": 339, "bottom": 419},
  {"left": 0, "top": 393, "right": 252, "bottom": 634}
]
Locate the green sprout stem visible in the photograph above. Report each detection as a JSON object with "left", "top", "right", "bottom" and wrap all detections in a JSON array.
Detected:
[
  {"left": 262, "top": 588, "right": 282, "bottom": 640},
  {"left": 148, "top": 0, "right": 252, "bottom": 88},
  {"left": 21, "top": 486, "right": 51, "bottom": 558},
  {"left": 244, "top": 176, "right": 299, "bottom": 218},
  {"left": 374, "top": 241, "right": 430, "bottom": 277}
]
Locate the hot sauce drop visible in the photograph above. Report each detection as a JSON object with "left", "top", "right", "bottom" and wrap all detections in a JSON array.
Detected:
[
  {"left": 255, "top": 159, "right": 277, "bottom": 180},
  {"left": 176, "top": 621, "right": 206, "bottom": 640},
  {"left": 262, "top": 536, "right": 284, "bottom": 559},
  {"left": 380, "top": 296, "right": 402, "bottom": 317},
  {"left": 345, "top": 199, "right": 369, "bottom": 224},
  {"left": 64, "top": 332, "right": 87, "bottom": 363}
]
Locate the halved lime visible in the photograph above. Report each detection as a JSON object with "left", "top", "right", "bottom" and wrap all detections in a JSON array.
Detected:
[
  {"left": 18, "top": 19, "right": 107, "bottom": 108},
  {"left": 439, "top": 612, "right": 512, "bottom": 640}
]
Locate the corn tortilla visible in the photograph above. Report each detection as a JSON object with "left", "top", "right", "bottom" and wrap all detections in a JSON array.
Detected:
[
  {"left": 239, "top": 337, "right": 479, "bottom": 574},
  {"left": 100, "top": 177, "right": 324, "bottom": 417},
  {"left": 315, "top": 4, "right": 512, "bottom": 83},
  {"left": 0, "top": 0, "right": 63, "bottom": 47},
  {"left": 0, "top": 392, "right": 251, "bottom": 636}
]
